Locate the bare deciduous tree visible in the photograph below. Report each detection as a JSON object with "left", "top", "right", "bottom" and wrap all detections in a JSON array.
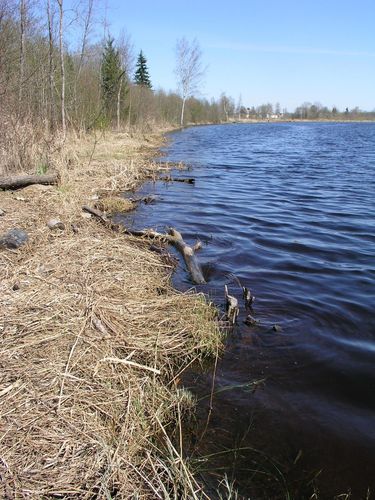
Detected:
[
  {"left": 56, "top": 0, "right": 65, "bottom": 136},
  {"left": 18, "top": 0, "right": 26, "bottom": 107},
  {"left": 220, "top": 92, "right": 235, "bottom": 122},
  {"left": 175, "top": 37, "right": 205, "bottom": 126},
  {"left": 77, "top": 0, "right": 94, "bottom": 77},
  {"left": 46, "top": 0, "right": 55, "bottom": 130},
  {"left": 117, "top": 30, "right": 133, "bottom": 131}
]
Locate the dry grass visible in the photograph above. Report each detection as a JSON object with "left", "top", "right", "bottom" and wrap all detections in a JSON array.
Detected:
[
  {"left": 0, "top": 130, "right": 222, "bottom": 498},
  {"left": 0, "top": 113, "right": 67, "bottom": 177},
  {"left": 95, "top": 197, "right": 135, "bottom": 215}
]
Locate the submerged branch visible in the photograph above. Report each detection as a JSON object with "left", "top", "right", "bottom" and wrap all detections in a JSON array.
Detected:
[{"left": 82, "top": 205, "right": 206, "bottom": 284}]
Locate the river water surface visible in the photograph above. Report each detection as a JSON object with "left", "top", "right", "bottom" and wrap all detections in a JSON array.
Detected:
[{"left": 120, "top": 123, "right": 375, "bottom": 498}]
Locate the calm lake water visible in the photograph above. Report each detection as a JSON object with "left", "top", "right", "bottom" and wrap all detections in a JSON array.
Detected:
[{"left": 120, "top": 123, "right": 375, "bottom": 499}]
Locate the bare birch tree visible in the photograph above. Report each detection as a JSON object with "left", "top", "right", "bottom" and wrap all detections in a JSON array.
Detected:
[
  {"left": 116, "top": 30, "right": 133, "bottom": 131},
  {"left": 77, "top": 0, "right": 94, "bottom": 78},
  {"left": 175, "top": 37, "right": 205, "bottom": 126},
  {"left": 56, "top": 0, "right": 65, "bottom": 136},
  {"left": 18, "top": 0, "right": 26, "bottom": 107},
  {"left": 72, "top": 0, "right": 94, "bottom": 128},
  {"left": 46, "top": 0, "right": 55, "bottom": 130}
]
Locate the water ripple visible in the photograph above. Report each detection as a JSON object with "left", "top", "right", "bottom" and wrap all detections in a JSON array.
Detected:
[{"left": 120, "top": 122, "right": 375, "bottom": 496}]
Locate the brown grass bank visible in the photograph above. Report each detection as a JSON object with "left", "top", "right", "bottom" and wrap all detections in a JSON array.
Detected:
[{"left": 0, "top": 131, "right": 222, "bottom": 498}]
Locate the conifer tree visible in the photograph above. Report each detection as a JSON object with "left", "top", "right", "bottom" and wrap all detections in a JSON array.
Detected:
[
  {"left": 101, "top": 37, "right": 123, "bottom": 118},
  {"left": 134, "top": 50, "right": 152, "bottom": 88}
]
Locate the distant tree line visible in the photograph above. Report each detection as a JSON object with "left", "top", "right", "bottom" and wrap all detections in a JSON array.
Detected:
[
  {"left": 0, "top": 0, "right": 224, "bottom": 139},
  {"left": 233, "top": 101, "right": 375, "bottom": 121},
  {"left": 0, "top": 0, "right": 374, "bottom": 172}
]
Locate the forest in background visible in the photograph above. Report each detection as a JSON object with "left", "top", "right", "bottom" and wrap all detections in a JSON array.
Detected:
[{"left": 1, "top": 0, "right": 374, "bottom": 174}]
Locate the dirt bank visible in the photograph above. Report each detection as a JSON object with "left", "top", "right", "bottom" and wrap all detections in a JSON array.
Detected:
[{"left": 0, "top": 131, "right": 222, "bottom": 498}]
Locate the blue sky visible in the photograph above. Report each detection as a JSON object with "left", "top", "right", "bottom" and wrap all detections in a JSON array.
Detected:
[{"left": 73, "top": 0, "right": 375, "bottom": 111}]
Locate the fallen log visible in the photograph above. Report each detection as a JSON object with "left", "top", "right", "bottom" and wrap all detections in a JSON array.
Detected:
[
  {"left": 160, "top": 176, "right": 195, "bottom": 184},
  {"left": 82, "top": 205, "right": 206, "bottom": 284},
  {"left": 0, "top": 173, "right": 59, "bottom": 190},
  {"left": 168, "top": 228, "right": 206, "bottom": 284}
]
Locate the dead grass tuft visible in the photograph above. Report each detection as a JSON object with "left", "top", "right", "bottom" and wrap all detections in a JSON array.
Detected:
[{"left": 95, "top": 196, "right": 135, "bottom": 215}]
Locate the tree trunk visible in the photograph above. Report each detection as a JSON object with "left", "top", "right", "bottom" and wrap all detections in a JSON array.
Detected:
[
  {"left": 18, "top": 0, "right": 26, "bottom": 108},
  {"left": 57, "top": 0, "right": 65, "bottom": 136},
  {"left": 127, "top": 87, "right": 132, "bottom": 130},
  {"left": 117, "top": 75, "right": 123, "bottom": 132},
  {"left": 77, "top": 0, "right": 93, "bottom": 77},
  {"left": 47, "top": 0, "right": 55, "bottom": 131},
  {"left": 180, "top": 97, "right": 186, "bottom": 127},
  {"left": 0, "top": 173, "right": 59, "bottom": 190},
  {"left": 73, "top": 0, "right": 93, "bottom": 125}
]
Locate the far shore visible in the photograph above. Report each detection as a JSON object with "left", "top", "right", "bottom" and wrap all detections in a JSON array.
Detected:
[{"left": 166, "top": 117, "right": 375, "bottom": 134}]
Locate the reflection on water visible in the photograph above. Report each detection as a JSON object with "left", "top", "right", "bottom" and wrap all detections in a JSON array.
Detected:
[{"left": 118, "top": 123, "right": 375, "bottom": 498}]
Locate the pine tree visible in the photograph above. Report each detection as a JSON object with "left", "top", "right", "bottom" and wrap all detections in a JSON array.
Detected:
[
  {"left": 134, "top": 50, "right": 152, "bottom": 88},
  {"left": 101, "top": 37, "right": 123, "bottom": 118}
]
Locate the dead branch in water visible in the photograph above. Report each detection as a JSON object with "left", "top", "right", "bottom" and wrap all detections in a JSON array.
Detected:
[
  {"left": 82, "top": 205, "right": 206, "bottom": 284},
  {"left": 242, "top": 286, "right": 255, "bottom": 307},
  {"left": 129, "top": 194, "right": 158, "bottom": 204},
  {"left": 160, "top": 176, "right": 195, "bottom": 184},
  {"left": 225, "top": 285, "right": 239, "bottom": 324}
]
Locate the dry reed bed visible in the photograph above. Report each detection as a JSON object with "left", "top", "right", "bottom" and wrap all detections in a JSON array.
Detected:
[{"left": 0, "top": 132, "right": 221, "bottom": 498}]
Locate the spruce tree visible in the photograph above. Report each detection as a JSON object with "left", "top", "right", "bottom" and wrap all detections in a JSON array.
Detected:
[
  {"left": 101, "top": 37, "right": 122, "bottom": 118},
  {"left": 134, "top": 51, "right": 152, "bottom": 88}
]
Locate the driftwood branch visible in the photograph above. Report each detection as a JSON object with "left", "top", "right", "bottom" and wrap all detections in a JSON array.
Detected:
[
  {"left": 225, "top": 285, "right": 239, "bottom": 324},
  {"left": 242, "top": 286, "right": 255, "bottom": 307},
  {"left": 82, "top": 205, "right": 206, "bottom": 284},
  {"left": 167, "top": 228, "right": 206, "bottom": 284},
  {"left": 130, "top": 195, "right": 158, "bottom": 205},
  {"left": 160, "top": 176, "right": 195, "bottom": 184},
  {"left": 0, "top": 173, "right": 59, "bottom": 190},
  {"left": 97, "top": 357, "right": 161, "bottom": 375},
  {"left": 192, "top": 240, "right": 203, "bottom": 252}
]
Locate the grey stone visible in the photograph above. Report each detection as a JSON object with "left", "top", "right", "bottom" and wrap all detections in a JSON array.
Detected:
[
  {"left": 0, "top": 228, "right": 29, "bottom": 249},
  {"left": 47, "top": 218, "right": 65, "bottom": 230}
]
